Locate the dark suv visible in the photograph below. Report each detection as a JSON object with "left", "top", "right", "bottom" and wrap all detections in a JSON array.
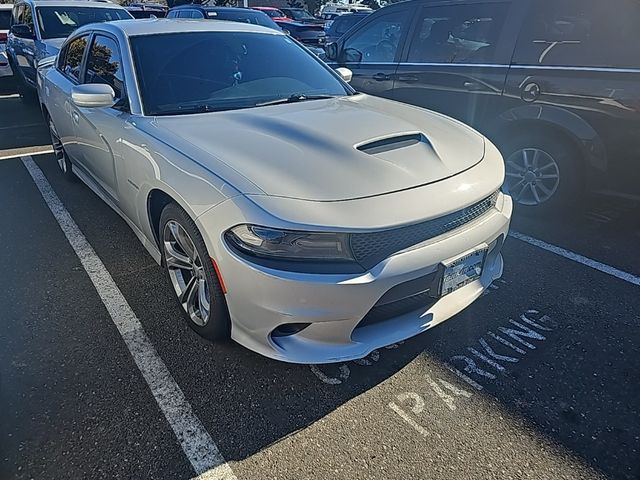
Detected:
[{"left": 325, "top": 0, "right": 640, "bottom": 213}]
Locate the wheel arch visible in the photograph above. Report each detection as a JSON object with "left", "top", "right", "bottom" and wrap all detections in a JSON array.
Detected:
[
  {"left": 147, "top": 188, "right": 180, "bottom": 256},
  {"left": 487, "top": 104, "right": 608, "bottom": 177}
]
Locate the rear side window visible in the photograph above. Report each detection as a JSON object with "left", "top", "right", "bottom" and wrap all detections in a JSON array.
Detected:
[
  {"left": 60, "top": 35, "right": 88, "bottom": 82},
  {"left": 85, "top": 34, "right": 125, "bottom": 101},
  {"left": 514, "top": 0, "right": 640, "bottom": 69},
  {"left": 0, "top": 9, "right": 11, "bottom": 29},
  {"left": 406, "top": 3, "right": 508, "bottom": 64}
]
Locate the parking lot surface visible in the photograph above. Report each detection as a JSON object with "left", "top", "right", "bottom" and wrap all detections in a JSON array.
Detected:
[{"left": 1, "top": 92, "right": 639, "bottom": 480}]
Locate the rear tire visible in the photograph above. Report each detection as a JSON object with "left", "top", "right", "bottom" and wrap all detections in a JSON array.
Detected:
[
  {"left": 500, "top": 133, "right": 583, "bottom": 216},
  {"left": 159, "top": 203, "right": 231, "bottom": 341}
]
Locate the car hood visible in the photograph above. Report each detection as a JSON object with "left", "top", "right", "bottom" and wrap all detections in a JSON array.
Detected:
[{"left": 147, "top": 94, "right": 486, "bottom": 202}]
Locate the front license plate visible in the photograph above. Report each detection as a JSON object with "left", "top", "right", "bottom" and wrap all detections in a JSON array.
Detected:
[{"left": 440, "top": 249, "right": 487, "bottom": 296}]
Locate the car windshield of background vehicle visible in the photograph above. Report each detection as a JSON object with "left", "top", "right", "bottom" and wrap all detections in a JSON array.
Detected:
[
  {"left": 513, "top": 0, "right": 640, "bottom": 69},
  {"left": 0, "top": 10, "right": 11, "bottom": 30},
  {"left": 36, "top": 7, "right": 132, "bottom": 40},
  {"left": 131, "top": 32, "right": 351, "bottom": 116},
  {"left": 206, "top": 10, "right": 279, "bottom": 30},
  {"left": 406, "top": 4, "right": 508, "bottom": 64}
]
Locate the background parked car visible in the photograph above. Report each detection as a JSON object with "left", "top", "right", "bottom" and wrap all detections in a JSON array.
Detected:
[
  {"left": 279, "top": 7, "right": 324, "bottom": 24},
  {"left": 126, "top": 2, "right": 168, "bottom": 19},
  {"left": 167, "top": 5, "right": 280, "bottom": 31},
  {"left": 6, "top": 0, "right": 131, "bottom": 98},
  {"left": 252, "top": 6, "right": 288, "bottom": 21},
  {"left": 0, "top": 4, "right": 12, "bottom": 83},
  {"left": 324, "top": 11, "right": 369, "bottom": 44},
  {"left": 272, "top": 16, "right": 326, "bottom": 49},
  {"left": 324, "top": 0, "right": 640, "bottom": 213}
]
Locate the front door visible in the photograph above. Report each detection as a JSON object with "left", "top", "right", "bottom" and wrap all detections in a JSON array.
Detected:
[
  {"left": 73, "top": 33, "right": 128, "bottom": 202},
  {"left": 391, "top": 1, "right": 517, "bottom": 131},
  {"left": 335, "top": 7, "right": 413, "bottom": 99}
]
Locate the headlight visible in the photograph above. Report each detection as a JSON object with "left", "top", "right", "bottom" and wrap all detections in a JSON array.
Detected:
[{"left": 225, "top": 224, "right": 354, "bottom": 262}]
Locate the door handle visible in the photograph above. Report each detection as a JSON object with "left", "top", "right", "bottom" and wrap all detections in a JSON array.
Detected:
[
  {"left": 372, "top": 73, "right": 390, "bottom": 81},
  {"left": 72, "top": 111, "right": 79, "bottom": 125},
  {"left": 397, "top": 75, "right": 419, "bottom": 83},
  {"left": 463, "top": 81, "right": 485, "bottom": 92}
]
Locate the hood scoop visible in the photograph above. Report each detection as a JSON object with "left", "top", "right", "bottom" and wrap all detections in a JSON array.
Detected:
[{"left": 357, "top": 133, "right": 429, "bottom": 155}]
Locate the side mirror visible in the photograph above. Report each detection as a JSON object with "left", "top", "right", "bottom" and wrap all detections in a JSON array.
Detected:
[
  {"left": 335, "top": 67, "right": 352, "bottom": 83},
  {"left": 343, "top": 47, "right": 362, "bottom": 63},
  {"left": 10, "top": 24, "right": 35, "bottom": 39},
  {"left": 71, "top": 84, "right": 116, "bottom": 108},
  {"left": 324, "top": 42, "right": 338, "bottom": 61}
]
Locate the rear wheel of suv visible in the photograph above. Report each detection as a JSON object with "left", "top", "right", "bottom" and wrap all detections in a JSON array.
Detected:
[{"left": 501, "top": 133, "right": 583, "bottom": 215}]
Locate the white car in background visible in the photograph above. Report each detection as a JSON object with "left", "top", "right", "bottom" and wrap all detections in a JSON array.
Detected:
[
  {"left": 0, "top": 4, "right": 12, "bottom": 80},
  {"left": 38, "top": 20, "right": 512, "bottom": 363}
]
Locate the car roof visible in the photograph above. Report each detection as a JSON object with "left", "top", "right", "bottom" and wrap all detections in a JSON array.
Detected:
[
  {"left": 82, "top": 17, "right": 282, "bottom": 37},
  {"left": 18, "top": 0, "right": 125, "bottom": 8}
]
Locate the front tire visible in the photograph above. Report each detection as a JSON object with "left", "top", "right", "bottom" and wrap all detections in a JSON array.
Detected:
[
  {"left": 501, "top": 133, "right": 583, "bottom": 215},
  {"left": 160, "top": 203, "right": 230, "bottom": 341}
]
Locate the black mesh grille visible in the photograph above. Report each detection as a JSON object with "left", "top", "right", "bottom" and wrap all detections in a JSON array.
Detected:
[
  {"left": 350, "top": 192, "right": 498, "bottom": 269},
  {"left": 357, "top": 291, "right": 437, "bottom": 329}
]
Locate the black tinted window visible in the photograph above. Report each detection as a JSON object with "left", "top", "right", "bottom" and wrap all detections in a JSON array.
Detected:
[
  {"left": 61, "top": 36, "right": 88, "bottom": 81},
  {"left": 36, "top": 7, "right": 131, "bottom": 40},
  {"left": 342, "top": 10, "right": 408, "bottom": 63},
  {"left": 407, "top": 4, "right": 508, "bottom": 64},
  {"left": 86, "top": 35, "right": 124, "bottom": 100},
  {"left": 131, "top": 32, "right": 349, "bottom": 115},
  {"left": 514, "top": 0, "right": 640, "bottom": 69},
  {"left": 333, "top": 15, "right": 365, "bottom": 35},
  {"left": 22, "top": 4, "right": 33, "bottom": 28},
  {"left": 0, "top": 9, "right": 11, "bottom": 29}
]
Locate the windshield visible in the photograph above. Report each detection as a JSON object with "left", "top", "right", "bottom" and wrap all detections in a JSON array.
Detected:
[
  {"left": 131, "top": 32, "right": 350, "bottom": 116},
  {"left": 206, "top": 10, "right": 279, "bottom": 30},
  {"left": 36, "top": 7, "right": 132, "bottom": 39},
  {"left": 0, "top": 10, "right": 11, "bottom": 30},
  {"left": 286, "top": 9, "right": 315, "bottom": 21}
]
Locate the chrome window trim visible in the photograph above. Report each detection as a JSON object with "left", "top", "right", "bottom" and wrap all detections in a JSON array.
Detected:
[{"left": 397, "top": 61, "right": 640, "bottom": 74}]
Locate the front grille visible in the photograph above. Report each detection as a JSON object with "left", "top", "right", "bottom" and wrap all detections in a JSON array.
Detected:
[{"left": 350, "top": 192, "right": 499, "bottom": 269}]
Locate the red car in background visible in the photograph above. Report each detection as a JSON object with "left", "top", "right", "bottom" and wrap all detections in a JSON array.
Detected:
[{"left": 252, "top": 6, "right": 288, "bottom": 21}]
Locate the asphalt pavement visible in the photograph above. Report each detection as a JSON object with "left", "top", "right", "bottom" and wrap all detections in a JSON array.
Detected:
[{"left": 0, "top": 90, "right": 639, "bottom": 480}]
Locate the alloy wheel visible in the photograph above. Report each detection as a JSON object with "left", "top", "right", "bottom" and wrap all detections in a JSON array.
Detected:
[
  {"left": 503, "top": 148, "right": 560, "bottom": 206},
  {"left": 163, "top": 220, "right": 211, "bottom": 327}
]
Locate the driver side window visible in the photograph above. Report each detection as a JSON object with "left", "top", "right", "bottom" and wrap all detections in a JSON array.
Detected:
[{"left": 342, "top": 10, "right": 408, "bottom": 63}]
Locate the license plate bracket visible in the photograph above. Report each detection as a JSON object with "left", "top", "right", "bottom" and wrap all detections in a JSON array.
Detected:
[{"left": 438, "top": 248, "right": 487, "bottom": 296}]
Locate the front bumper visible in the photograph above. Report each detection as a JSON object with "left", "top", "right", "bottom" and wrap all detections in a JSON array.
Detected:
[{"left": 199, "top": 192, "right": 513, "bottom": 364}]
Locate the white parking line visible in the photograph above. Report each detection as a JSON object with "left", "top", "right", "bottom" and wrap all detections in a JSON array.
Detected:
[
  {"left": 0, "top": 148, "right": 54, "bottom": 161},
  {"left": 20, "top": 156, "right": 236, "bottom": 480},
  {"left": 510, "top": 231, "right": 640, "bottom": 287}
]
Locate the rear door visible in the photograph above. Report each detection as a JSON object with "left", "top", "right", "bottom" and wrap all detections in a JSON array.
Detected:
[
  {"left": 506, "top": 0, "right": 640, "bottom": 197},
  {"left": 391, "top": 0, "right": 517, "bottom": 129},
  {"left": 47, "top": 34, "right": 90, "bottom": 163},
  {"left": 335, "top": 5, "right": 414, "bottom": 98}
]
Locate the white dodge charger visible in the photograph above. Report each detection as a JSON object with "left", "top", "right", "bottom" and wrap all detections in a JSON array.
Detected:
[{"left": 38, "top": 19, "right": 513, "bottom": 363}]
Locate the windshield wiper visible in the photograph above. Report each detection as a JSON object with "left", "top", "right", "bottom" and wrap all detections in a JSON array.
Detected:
[
  {"left": 256, "top": 94, "right": 337, "bottom": 107},
  {"left": 156, "top": 103, "right": 243, "bottom": 116}
]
